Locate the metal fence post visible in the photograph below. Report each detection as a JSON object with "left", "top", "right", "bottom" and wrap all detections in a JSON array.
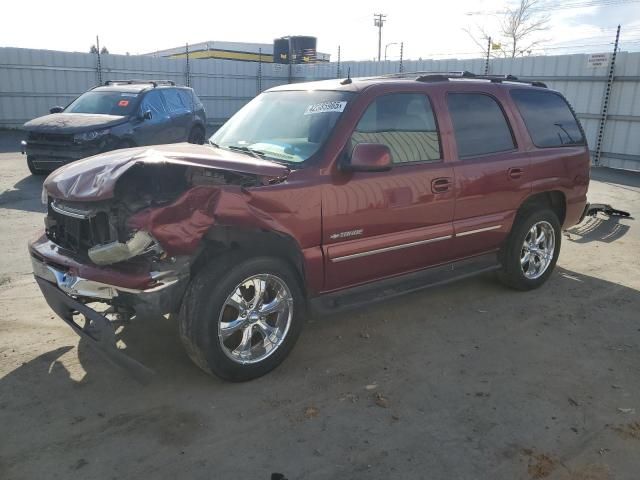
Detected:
[
  {"left": 96, "top": 35, "right": 103, "bottom": 85},
  {"left": 257, "top": 48, "right": 263, "bottom": 94},
  {"left": 594, "top": 25, "right": 621, "bottom": 166},
  {"left": 484, "top": 36, "right": 491, "bottom": 75},
  {"left": 185, "top": 43, "right": 191, "bottom": 87}
]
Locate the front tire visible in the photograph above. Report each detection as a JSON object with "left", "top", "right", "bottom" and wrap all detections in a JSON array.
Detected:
[
  {"left": 498, "top": 209, "right": 561, "bottom": 291},
  {"left": 178, "top": 255, "right": 305, "bottom": 382},
  {"left": 26, "top": 156, "right": 47, "bottom": 176}
]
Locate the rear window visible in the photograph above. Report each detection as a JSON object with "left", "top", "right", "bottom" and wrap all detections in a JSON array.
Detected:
[
  {"left": 511, "top": 90, "right": 585, "bottom": 147},
  {"left": 65, "top": 91, "right": 139, "bottom": 116},
  {"left": 447, "top": 93, "right": 515, "bottom": 158}
]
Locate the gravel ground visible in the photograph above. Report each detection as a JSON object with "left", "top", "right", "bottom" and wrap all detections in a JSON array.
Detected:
[{"left": 0, "top": 147, "right": 639, "bottom": 480}]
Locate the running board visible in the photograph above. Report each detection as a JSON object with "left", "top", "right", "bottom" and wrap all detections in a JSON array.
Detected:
[{"left": 309, "top": 253, "right": 500, "bottom": 316}]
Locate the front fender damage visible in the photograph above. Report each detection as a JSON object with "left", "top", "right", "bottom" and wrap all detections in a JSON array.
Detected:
[{"left": 127, "top": 185, "right": 301, "bottom": 257}]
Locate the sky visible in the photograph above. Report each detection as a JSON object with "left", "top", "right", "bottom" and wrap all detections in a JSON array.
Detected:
[{"left": 1, "top": 0, "right": 639, "bottom": 60}]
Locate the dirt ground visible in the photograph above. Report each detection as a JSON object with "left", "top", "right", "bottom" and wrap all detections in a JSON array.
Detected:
[{"left": 1, "top": 145, "right": 639, "bottom": 480}]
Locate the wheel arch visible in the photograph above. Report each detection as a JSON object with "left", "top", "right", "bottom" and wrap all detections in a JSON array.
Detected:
[
  {"left": 516, "top": 190, "right": 566, "bottom": 226},
  {"left": 192, "top": 225, "right": 308, "bottom": 297}
]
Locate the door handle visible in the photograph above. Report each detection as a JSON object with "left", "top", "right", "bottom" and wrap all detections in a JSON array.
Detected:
[
  {"left": 431, "top": 177, "right": 453, "bottom": 193},
  {"left": 508, "top": 167, "right": 524, "bottom": 179}
]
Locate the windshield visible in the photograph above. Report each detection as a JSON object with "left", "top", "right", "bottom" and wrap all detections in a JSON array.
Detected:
[
  {"left": 65, "top": 91, "right": 139, "bottom": 116},
  {"left": 210, "top": 90, "right": 354, "bottom": 164}
]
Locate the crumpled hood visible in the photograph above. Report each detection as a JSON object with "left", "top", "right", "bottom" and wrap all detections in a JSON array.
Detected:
[
  {"left": 43, "top": 143, "right": 290, "bottom": 201},
  {"left": 24, "top": 113, "right": 127, "bottom": 133}
]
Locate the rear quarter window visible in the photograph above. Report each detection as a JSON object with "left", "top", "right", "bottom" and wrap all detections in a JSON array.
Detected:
[{"left": 510, "top": 89, "right": 585, "bottom": 148}]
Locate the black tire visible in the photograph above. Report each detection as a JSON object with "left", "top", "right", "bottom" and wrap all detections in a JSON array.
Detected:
[
  {"left": 26, "top": 156, "right": 48, "bottom": 176},
  {"left": 498, "top": 208, "right": 561, "bottom": 291},
  {"left": 187, "top": 126, "right": 205, "bottom": 145},
  {"left": 178, "top": 254, "right": 305, "bottom": 382}
]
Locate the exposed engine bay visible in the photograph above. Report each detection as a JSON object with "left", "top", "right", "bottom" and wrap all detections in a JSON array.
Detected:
[{"left": 44, "top": 162, "right": 275, "bottom": 266}]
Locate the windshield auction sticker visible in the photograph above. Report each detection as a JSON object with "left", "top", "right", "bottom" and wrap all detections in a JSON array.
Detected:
[{"left": 304, "top": 101, "right": 347, "bottom": 115}]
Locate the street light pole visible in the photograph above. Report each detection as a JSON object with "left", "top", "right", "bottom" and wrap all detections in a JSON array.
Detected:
[{"left": 384, "top": 42, "right": 399, "bottom": 61}]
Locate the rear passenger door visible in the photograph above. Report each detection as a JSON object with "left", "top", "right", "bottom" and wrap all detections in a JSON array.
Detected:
[
  {"left": 135, "top": 90, "right": 172, "bottom": 146},
  {"left": 446, "top": 90, "right": 531, "bottom": 258},
  {"left": 162, "top": 88, "right": 192, "bottom": 142},
  {"left": 323, "top": 92, "right": 456, "bottom": 290}
]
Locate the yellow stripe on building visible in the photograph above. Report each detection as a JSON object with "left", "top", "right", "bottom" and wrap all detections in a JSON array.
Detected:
[{"left": 169, "top": 49, "right": 274, "bottom": 62}]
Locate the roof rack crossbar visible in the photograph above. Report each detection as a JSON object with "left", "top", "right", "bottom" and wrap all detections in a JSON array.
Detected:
[
  {"left": 103, "top": 79, "right": 176, "bottom": 87},
  {"left": 358, "top": 70, "right": 546, "bottom": 88},
  {"left": 415, "top": 72, "right": 547, "bottom": 88}
]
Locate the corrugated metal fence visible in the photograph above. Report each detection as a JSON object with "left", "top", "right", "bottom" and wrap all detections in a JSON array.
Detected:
[{"left": 1, "top": 47, "right": 639, "bottom": 170}]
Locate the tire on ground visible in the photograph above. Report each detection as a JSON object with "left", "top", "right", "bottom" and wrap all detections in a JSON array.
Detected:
[
  {"left": 178, "top": 254, "right": 305, "bottom": 382},
  {"left": 498, "top": 208, "right": 562, "bottom": 291}
]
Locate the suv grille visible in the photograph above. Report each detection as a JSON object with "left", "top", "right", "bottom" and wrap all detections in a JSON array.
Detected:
[
  {"left": 28, "top": 131, "right": 75, "bottom": 146},
  {"left": 46, "top": 202, "right": 114, "bottom": 254}
]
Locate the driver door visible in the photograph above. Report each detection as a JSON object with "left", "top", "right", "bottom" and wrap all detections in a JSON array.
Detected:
[{"left": 322, "top": 92, "right": 455, "bottom": 291}]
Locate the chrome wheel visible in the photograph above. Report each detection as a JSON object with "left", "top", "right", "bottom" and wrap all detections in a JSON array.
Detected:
[
  {"left": 217, "top": 274, "right": 293, "bottom": 364},
  {"left": 520, "top": 221, "right": 555, "bottom": 280}
]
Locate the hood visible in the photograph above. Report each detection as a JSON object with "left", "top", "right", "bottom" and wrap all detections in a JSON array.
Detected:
[
  {"left": 44, "top": 143, "right": 290, "bottom": 201},
  {"left": 24, "top": 113, "right": 127, "bottom": 133}
]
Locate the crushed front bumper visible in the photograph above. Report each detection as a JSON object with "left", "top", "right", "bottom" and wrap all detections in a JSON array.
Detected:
[{"left": 29, "top": 235, "right": 190, "bottom": 382}]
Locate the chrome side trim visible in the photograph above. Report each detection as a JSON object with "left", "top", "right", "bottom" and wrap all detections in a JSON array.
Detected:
[
  {"left": 331, "top": 235, "right": 452, "bottom": 263},
  {"left": 456, "top": 225, "right": 502, "bottom": 237},
  {"left": 51, "top": 202, "right": 94, "bottom": 220}
]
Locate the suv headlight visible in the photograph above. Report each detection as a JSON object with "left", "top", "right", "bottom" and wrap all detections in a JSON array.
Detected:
[{"left": 74, "top": 128, "right": 110, "bottom": 143}]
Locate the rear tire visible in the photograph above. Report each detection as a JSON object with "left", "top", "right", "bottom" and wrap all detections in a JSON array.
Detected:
[
  {"left": 187, "top": 126, "right": 205, "bottom": 145},
  {"left": 26, "top": 156, "right": 47, "bottom": 176},
  {"left": 178, "top": 254, "right": 305, "bottom": 382},
  {"left": 498, "top": 208, "right": 561, "bottom": 291}
]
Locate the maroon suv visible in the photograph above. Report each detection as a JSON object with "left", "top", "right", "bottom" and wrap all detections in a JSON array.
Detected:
[{"left": 29, "top": 72, "right": 590, "bottom": 381}]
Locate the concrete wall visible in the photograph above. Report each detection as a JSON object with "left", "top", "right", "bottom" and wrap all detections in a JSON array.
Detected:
[{"left": 1, "top": 47, "right": 639, "bottom": 170}]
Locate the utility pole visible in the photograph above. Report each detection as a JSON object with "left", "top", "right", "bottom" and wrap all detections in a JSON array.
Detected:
[
  {"left": 594, "top": 24, "right": 621, "bottom": 166},
  {"left": 374, "top": 13, "right": 387, "bottom": 61},
  {"left": 336, "top": 45, "right": 341, "bottom": 78},
  {"left": 399, "top": 42, "right": 404, "bottom": 73},
  {"left": 484, "top": 36, "right": 491, "bottom": 75}
]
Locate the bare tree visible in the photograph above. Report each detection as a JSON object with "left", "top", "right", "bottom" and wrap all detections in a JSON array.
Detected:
[{"left": 465, "top": 0, "right": 549, "bottom": 58}]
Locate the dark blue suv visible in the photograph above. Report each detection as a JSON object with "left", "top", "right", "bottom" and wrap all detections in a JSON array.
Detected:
[{"left": 22, "top": 80, "right": 207, "bottom": 175}]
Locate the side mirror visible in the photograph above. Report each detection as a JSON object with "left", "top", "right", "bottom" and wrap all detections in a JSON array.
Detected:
[
  {"left": 49, "top": 106, "right": 64, "bottom": 114},
  {"left": 341, "top": 143, "right": 392, "bottom": 173},
  {"left": 142, "top": 110, "right": 153, "bottom": 120}
]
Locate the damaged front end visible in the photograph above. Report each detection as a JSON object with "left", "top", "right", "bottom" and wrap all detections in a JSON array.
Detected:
[{"left": 30, "top": 145, "right": 290, "bottom": 380}]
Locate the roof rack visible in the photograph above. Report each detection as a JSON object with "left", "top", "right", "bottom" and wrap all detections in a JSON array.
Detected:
[
  {"left": 363, "top": 70, "right": 547, "bottom": 88},
  {"left": 103, "top": 79, "right": 176, "bottom": 87}
]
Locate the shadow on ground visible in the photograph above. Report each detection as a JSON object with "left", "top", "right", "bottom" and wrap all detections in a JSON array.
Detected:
[
  {"left": 0, "top": 174, "right": 45, "bottom": 214},
  {"left": 0, "top": 130, "right": 25, "bottom": 154},
  {"left": 566, "top": 214, "right": 631, "bottom": 243},
  {"left": 591, "top": 166, "right": 640, "bottom": 189},
  {"left": 2, "top": 267, "right": 639, "bottom": 479}
]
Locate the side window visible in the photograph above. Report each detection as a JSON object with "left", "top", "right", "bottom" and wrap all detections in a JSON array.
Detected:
[
  {"left": 351, "top": 93, "right": 441, "bottom": 163},
  {"left": 140, "top": 90, "right": 166, "bottom": 117},
  {"left": 511, "top": 90, "right": 585, "bottom": 147},
  {"left": 447, "top": 93, "right": 515, "bottom": 158},
  {"left": 162, "top": 88, "right": 189, "bottom": 113},
  {"left": 177, "top": 89, "right": 194, "bottom": 111}
]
